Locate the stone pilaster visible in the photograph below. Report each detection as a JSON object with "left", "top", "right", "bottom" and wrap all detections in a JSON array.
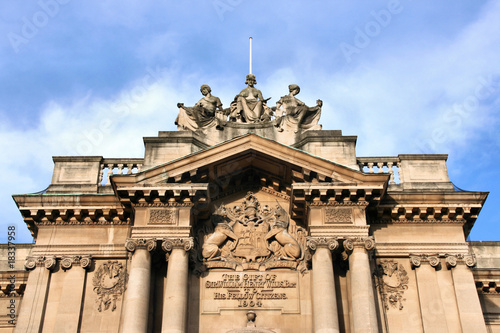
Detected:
[
  {"left": 161, "top": 237, "right": 194, "bottom": 333},
  {"left": 14, "top": 256, "right": 55, "bottom": 333},
  {"left": 54, "top": 256, "right": 92, "bottom": 333},
  {"left": 122, "top": 238, "right": 157, "bottom": 333},
  {"left": 307, "top": 237, "right": 340, "bottom": 333},
  {"left": 446, "top": 254, "right": 487, "bottom": 333},
  {"left": 410, "top": 255, "right": 449, "bottom": 332},
  {"left": 343, "top": 237, "right": 378, "bottom": 333}
]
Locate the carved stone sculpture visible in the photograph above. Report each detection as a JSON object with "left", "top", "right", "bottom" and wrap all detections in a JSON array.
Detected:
[
  {"left": 176, "top": 84, "right": 224, "bottom": 131},
  {"left": 199, "top": 192, "right": 306, "bottom": 271},
  {"left": 230, "top": 74, "right": 272, "bottom": 123},
  {"left": 93, "top": 261, "right": 127, "bottom": 312},
  {"left": 202, "top": 205, "right": 238, "bottom": 260},
  {"left": 274, "top": 84, "right": 322, "bottom": 133},
  {"left": 265, "top": 203, "right": 301, "bottom": 260},
  {"left": 376, "top": 260, "right": 409, "bottom": 310}
]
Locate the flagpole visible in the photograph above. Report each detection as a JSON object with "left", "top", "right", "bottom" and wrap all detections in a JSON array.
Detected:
[{"left": 249, "top": 37, "right": 253, "bottom": 74}]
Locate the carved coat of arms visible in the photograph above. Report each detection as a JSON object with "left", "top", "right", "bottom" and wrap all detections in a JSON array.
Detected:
[
  {"left": 93, "top": 261, "right": 127, "bottom": 312},
  {"left": 376, "top": 260, "right": 409, "bottom": 310},
  {"left": 200, "top": 192, "right": 307, "bottom": 271}
]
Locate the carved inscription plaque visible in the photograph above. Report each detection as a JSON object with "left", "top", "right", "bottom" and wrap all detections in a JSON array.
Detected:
[{"left": 201, "top": 271, "right": 300, "bottom": 314}]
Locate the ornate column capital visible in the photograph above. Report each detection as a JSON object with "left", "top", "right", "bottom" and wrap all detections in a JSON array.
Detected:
[
  {"left": 464, "top": 254, "right": 477, "bottom": 267},
  {"left": 445, "top": 254, "right": 476, "bottom": 269},
  {"left": 24, "top": 256, "right": 45, "bottom": 270},
  {"left": 24, "top": 256, "right": 57, "bottom": 271},
  {"left": 445, "top": 255, "right": 457, "bottom": 268},
  {"left": 410, "top": 254, "right": 440, "bottom": 269},
  {"left": 161, "top": 237, "right": 194, "bottom": 253},
  {"left": 44, "top": 256, "right": 57, "bottom": 270},
  {"left": 306, "top": 237, "right": 339, "bottom": 252},
  {"left": 343, "top": 237, "right": 375, "bottom": 252},
  {"left": 410, "top": 255, "right": 421, "bottom": 268},
  {"left": 61, "top": 255, "right": 93, "bottom": 270},
  {"left": 125, "top": 238, "right": 157, "bottom": 252}
]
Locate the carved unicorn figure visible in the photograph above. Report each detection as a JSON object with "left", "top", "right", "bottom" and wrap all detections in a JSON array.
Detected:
[{"left": 265, "top": 202, "right": 301, "bottom": 260}]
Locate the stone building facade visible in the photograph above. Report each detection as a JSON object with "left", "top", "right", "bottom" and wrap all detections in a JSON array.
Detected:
[{"left": 2, "top": 81, "right": 500, "bottom": 332}]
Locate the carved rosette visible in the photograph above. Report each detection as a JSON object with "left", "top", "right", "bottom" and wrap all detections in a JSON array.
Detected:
[
  {"left": 124, "top": 238, "right": 157, "bottom": 252},
  {"left": 376, "top": 260, "right": 409, "bottom": 311},
  {"left": 92, "top": 261, "right": 127, "bottom": 312},
  {"left": 343, "top": 237, "right": 376, "bottom": 253},
  {"left": 149, "top": 208, "right": 176, "bottom": 224},
  {"left": 162, "top": 237, "right": 194, "bottom": 253},
  {"left": 306, "top": 237, "right": 339, "bottom": 252}
]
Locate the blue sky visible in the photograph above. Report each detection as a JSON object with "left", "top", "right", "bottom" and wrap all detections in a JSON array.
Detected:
[{"left": 1, "top": 1, "right": 499, "bottom": 243}]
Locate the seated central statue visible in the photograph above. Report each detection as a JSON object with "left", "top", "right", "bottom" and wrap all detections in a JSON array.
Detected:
[{"left": 231, "top": 74, "right": 271, "bottom": 123}]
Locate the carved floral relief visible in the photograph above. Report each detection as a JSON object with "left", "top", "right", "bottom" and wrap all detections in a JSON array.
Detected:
[
  {"left": 92, "top": 261, "right": 127, "bottom": 312},
  {"left": 149, "top": 208, "right": 176, "bottom": 224},
  {"left": 324, "top": 207, "right": 353, "bottom": 223},
  {"left": 197, "top": 192, "right": 307, "bottom": 272},
  {"left": 376, "top": 260, "right": 409, "bottom": 311}
]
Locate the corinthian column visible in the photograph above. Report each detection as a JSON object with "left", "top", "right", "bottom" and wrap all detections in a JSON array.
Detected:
[
  {"left": 308, "top": 237, "right": 340, "bottom": 333},
  {"left": 161, "top": 238, "right": 194, "bottom": 333},
  {"left": 122, "top": 238, "right": 157, "bottom": 333},
  {"left": 344, "top": 238, "right": 378, "bottom": 333}
]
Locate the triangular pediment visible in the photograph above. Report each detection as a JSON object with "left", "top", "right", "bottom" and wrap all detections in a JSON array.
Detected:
[
  {"left": 112, "top": 134, "right": 389, "bottom": 221},
  {"left": 112, "top": 133, "right": 388, "bottom": 189}
]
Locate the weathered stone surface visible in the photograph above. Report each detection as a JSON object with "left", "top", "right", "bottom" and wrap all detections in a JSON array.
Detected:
[{"left": 4, "top": 83, "right": 494, "bottom": 333}]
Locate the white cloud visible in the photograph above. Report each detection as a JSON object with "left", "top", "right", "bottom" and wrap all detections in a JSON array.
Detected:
[{"left": 2, "top": 1, "right": 500, "bottom": 242}]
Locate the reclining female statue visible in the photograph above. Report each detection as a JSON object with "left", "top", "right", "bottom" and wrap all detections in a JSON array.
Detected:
[
  {"left": 274, "top": 84, "right": 322, "bottom": 133},
  {"left": 176, "top": 84, "right": 224, "bottom": 131}
]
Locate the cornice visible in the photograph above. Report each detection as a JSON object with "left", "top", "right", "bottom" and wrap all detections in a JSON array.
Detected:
[
  {"left": 0, "top": 271, "right": 28, "bottom": 297},
  {"left": 308, "top": 225, "right": 370, "bottom": 238},
  {"left": 130, "top": 226, "right": 191, "bottom": 239},
  {"left": 115, "top": 183, "right": 209, "bottom": 207},
  {"left": 31, "top": 244, "right": 128, "bottom": 258},
  {"left": 381, "top": 191, "right": 488, "bottom": 205},
  {"left": 370, "top": 218, "right": 467, "bottom": 225},
  {"left": 374, "top": 242, "right": 469, "bottom": 256},
  {"left": 132, "top": 202, "right": 194, "bottom": 207},
  {"left": 308, "top": 201, "right": 369, "bottom": 207},
  {"left": 474, "top": 269, "right": 500, "bottom": 295}
]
